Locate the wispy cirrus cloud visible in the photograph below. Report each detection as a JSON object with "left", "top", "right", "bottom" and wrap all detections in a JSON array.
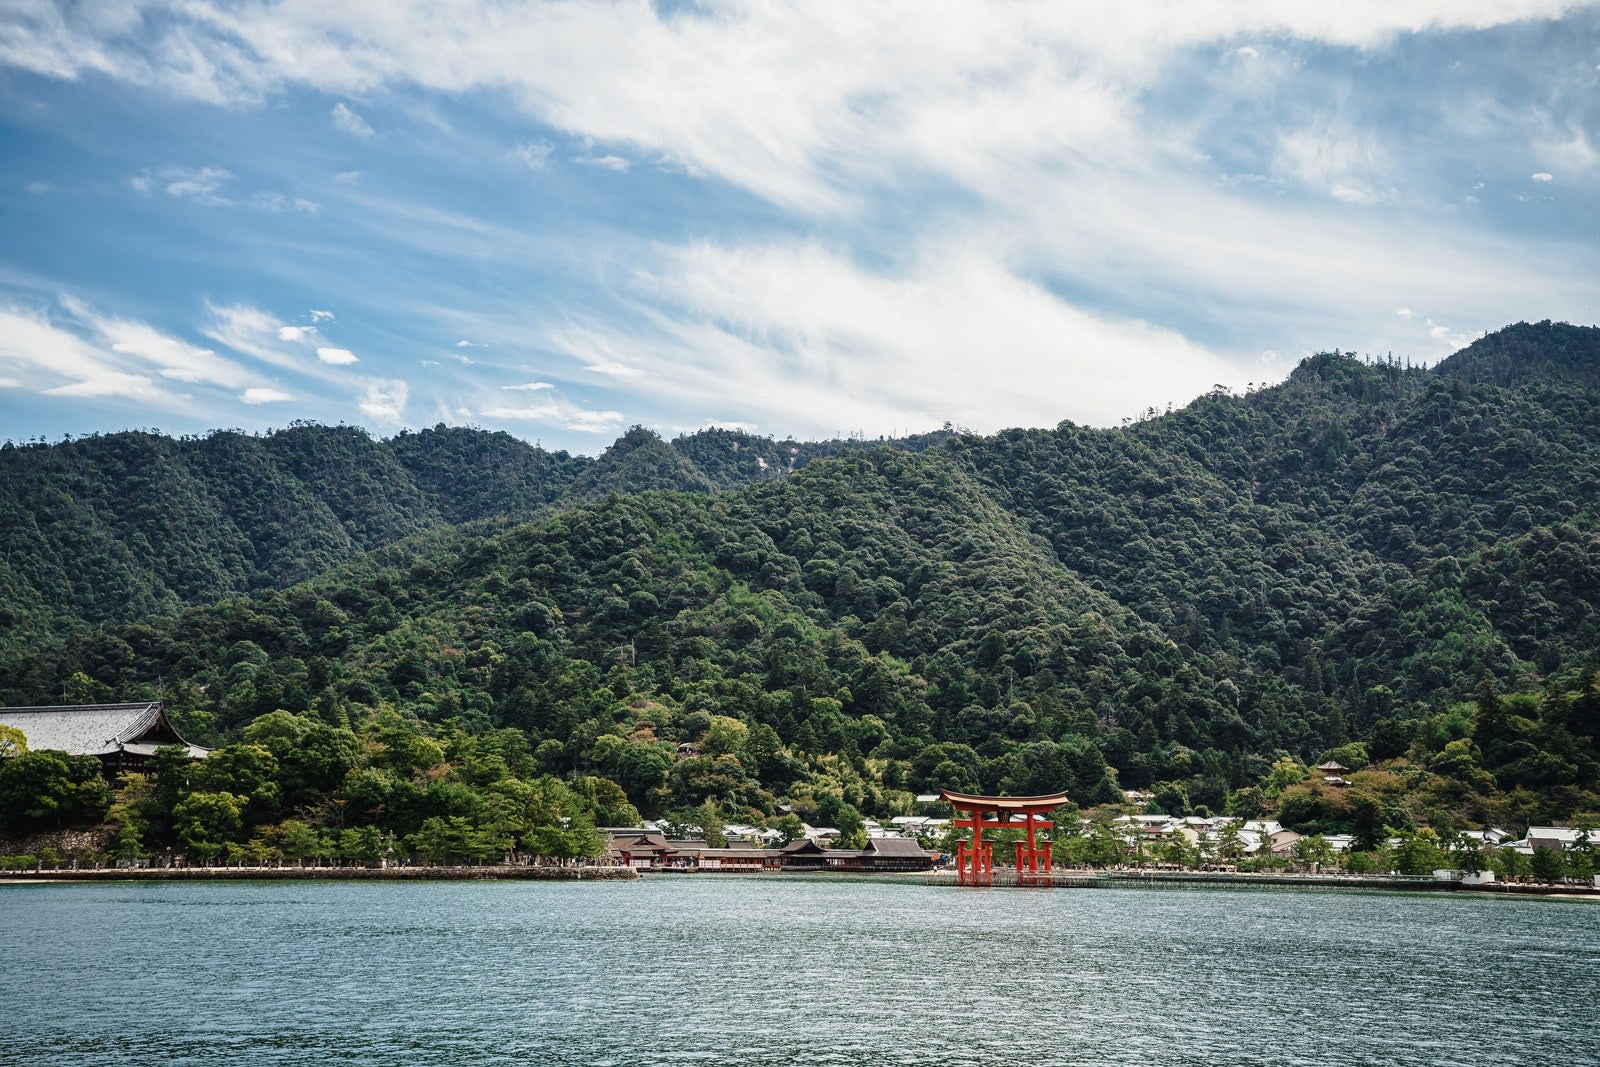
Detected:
[
  {"left": 513, "top": 139, "right": 554, "bottom": 170},
  {"left": 358, "top": 379, "right": 409, "bottom": 422},
  {"left": 480, "top": 395, "right": 624, "bottom": 434},
  {"left": 2, "top": 2, "right": 1597, "bottom": 451},
  {"left": 0, "top": 294, "right": 297, "bottom": 410},
  {"left": 131, "top": 165, "right": 317, "bottom": 212},
  {"left": 10, "top": 2, "right": 1585, "bottom": 212},
  {"left": 331, "top": 101, "right": 374, "bottom": 137},
  {"left": 534, "top": 240, "right": 1246, "bottom": 437}
]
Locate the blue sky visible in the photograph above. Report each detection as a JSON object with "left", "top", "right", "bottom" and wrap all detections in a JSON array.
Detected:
[{"left": 1, "top": 2, "right": 1597, "bottom": 454}]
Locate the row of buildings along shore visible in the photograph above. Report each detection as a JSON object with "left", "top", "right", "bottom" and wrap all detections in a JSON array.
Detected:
[{"left": 605, "top": 828, "right": 936, "bottom": 872}]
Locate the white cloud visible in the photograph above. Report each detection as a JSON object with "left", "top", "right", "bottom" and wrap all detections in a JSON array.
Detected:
[
  {"left": 1275, "top": 128, "right": 1395, "bottom": 205},
  {"left": 249, "top": 192, "right": 319, "bottom": 213},
  {"left": 202, "top": 303, "right": 306, "bottom": 370},
  {"left": 1395, "top": 307, "right": 1415, "bottom": 318},
  {"left": 502, "top": 381, "right": 554, "bottom": 391},
  {"left": 316, "top": 346, "right": 359, "bottom": 365},
  {"left": 0, "top": 297, "right": 289, "bottom": 409},
  {"left": 241, "top": 386, "right": 293, "bottom": 404},
  {"left": 331, "top": 102, "right": 374, "bottom": 137},
  {"left": 130, "top": 165, "right": 314, "bottom": 212},
  {"left": 358, "top": 378, "right": 409, "bottom": 422},
  {"left": 25, "top": 181, "right": 51, "bottom": 194},
  {"left": 96, "top": 320, "right": 247, "bottom": 387},
  {"left": 278, "top": 325, "right": 313, "bottom": 341},
  {"left": 0, "top": 306, "right": 150, "bottom": 397},
  {"left": 541, "top": 240, "right": 1247, "bottom": 436},
  {"left": 1530, "top": 171, "right": 1554, "bottom": 182},
  {"left": 482, "top": 397, "right": 625, "bottom": 433},
  {"left": 9, "top": 2, "right": 1578, "bottom": 216},
  {"left": 575, "top": 153, "right": 631, "bottom": 173},
  {"left": 42, "top": 371, "right": 161, "bottom": 399},
  {"left": 5, "top": 2, "right": 1599, "bottom": 443},
  {"left": 161, "top": 165, "right": 234, "bottom": 203},
  {"left": 310, "top": 309, "right": 335, "bottom": 322},
  {"left": 514, "top": 139, "right": 554, "bottom": 169},
  {"left": 1425, "top": 318, "right": 1478, "bottom": 346},
  {"left": 582, "top": 360, "right": 643, "bottom": 378}
]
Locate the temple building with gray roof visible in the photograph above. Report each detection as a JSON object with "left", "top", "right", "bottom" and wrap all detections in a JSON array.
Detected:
[{"left": 0, "top": 702, "right": 208, "bottom": 773}]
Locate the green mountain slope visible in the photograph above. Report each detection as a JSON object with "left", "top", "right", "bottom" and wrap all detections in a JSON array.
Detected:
[{"left": 3, "top": 320, "right": 1599, "bottom": 839}]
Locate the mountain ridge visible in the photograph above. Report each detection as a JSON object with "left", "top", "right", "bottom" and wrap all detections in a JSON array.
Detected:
[{"left": 3, "top": 320, "right": 1598, "bottom": 831}]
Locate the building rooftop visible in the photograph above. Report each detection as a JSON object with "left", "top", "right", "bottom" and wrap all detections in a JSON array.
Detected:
[{"left": 0, "top": 702, "right": 208, "bottom": 760}]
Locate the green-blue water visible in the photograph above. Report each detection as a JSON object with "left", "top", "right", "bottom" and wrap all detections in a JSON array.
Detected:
[{"left": 2, "top": 878, "right": 1597, "bottom": 1066}]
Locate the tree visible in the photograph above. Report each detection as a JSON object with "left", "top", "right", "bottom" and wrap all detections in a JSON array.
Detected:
[
  {"left": 0, "top": 750, "right": 109, "bottom": 832},
  {"left": 1293, "top": 834, "right": 1334, "bottom": 870},
  {"left": 1529, "top": 845, "right": 1568, "bottom": 884},
  {"left": 0, "top": 724, "right": 27, "bottom": 758},
  {"left": 107, "top": 772, "right": 154, "bottom": 862},
  {"left": 1567, "top": 825, "right": 1597, "bottom": 881},
  {"left": 1493, "top": 846, "right": 1530, "bottom": 881},
  {"left": 1456, "top": 838, "right": 1487, "bottom": 876},
  {"left": 1346, "top": 790, "right": 1386, "bottom": 853},
  {"left": 190, "top": 743, "right": 281, "bottom": 826},
  {"left": 1088, "top": 822, "right": 1127, "bottom": 867},
  {"left": 242, "top": 712, "right": 360, "bottom": 808},
  {"left": 274, "top": 819, "right": 321, "bottom": 866},
  {"left": 1392, "top": 830, "right": 1443, "bottom": 875},
  {"left": 173, "top": 791, "right": 244, "bottom": 862},
  {"left": 1215, "top": 821, "right": 1246, "bottom": 862},
  {"left": 408, "top": 816, "right": 462, "bottom": 864},
  {"left": 696, "top": 798, "right": 727, "bottom": 847}
]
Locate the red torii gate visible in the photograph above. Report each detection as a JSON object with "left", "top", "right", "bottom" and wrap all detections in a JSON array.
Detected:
[{"left": 940, "top": 789, "right": 1068, "bottom": 887}]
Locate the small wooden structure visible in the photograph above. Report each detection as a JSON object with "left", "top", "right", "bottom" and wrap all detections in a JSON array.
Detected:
[{"left": 941, "top": 789, "right": 1068, "bottom": 887}]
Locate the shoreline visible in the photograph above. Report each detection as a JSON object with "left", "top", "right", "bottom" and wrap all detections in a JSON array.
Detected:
[
  {"left": 4, "top": 865, "right": 1595, "bottom": 899},
  {"left": 0, "top": 864, "right": 638, "bottom": 883}
]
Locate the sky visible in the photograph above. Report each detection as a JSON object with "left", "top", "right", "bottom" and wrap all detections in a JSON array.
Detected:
[{"left": 1, "top": 2, "right": 1597, "bottom": 454}]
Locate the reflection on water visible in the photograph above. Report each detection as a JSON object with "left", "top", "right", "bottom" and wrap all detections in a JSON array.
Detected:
[{"left": 3, "top": 877, "right": 1597, "bottom": 1066}]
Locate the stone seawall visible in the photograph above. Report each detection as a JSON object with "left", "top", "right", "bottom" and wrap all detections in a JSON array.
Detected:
[{"left": 2, "top": 864, "right": 638, "bottom": 882}]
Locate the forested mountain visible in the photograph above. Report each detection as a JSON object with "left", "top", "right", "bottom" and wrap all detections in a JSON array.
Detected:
[
  {"left": 0, "top": 420, "right": 942, "bottom": 640},
  {"left": 2, "top": 321, "right": 1598, "bottom": 857}
]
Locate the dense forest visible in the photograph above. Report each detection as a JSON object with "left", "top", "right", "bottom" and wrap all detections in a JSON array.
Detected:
[{"left": 2, "top": 321, "right": 1598, "bottom": 866}]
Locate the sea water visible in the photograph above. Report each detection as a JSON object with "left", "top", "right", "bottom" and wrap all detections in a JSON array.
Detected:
[{"left": 2, "top": 877, "right": 1596, "bottom": 1066}]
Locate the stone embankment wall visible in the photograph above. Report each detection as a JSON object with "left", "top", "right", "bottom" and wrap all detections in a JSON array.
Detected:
[{"left": 0, "top": 827, "right": 115, "bottom": 857}]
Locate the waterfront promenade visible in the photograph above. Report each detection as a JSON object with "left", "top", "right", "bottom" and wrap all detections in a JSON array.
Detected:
[
  {"left": 0, "top": 863, "right": 638, "bottom": 882},
  {"left": 924, "top": 866, "right": 1600, "bottom": 897}
]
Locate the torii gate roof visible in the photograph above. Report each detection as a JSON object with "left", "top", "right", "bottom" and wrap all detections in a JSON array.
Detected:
[{"left": 939, "top": 789, "right": 1071, "bottom": 815}]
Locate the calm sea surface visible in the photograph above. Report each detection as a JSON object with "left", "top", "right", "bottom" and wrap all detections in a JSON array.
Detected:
[{"left": 2, "top": 877, "right": 1597, "bottom": 1066}]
